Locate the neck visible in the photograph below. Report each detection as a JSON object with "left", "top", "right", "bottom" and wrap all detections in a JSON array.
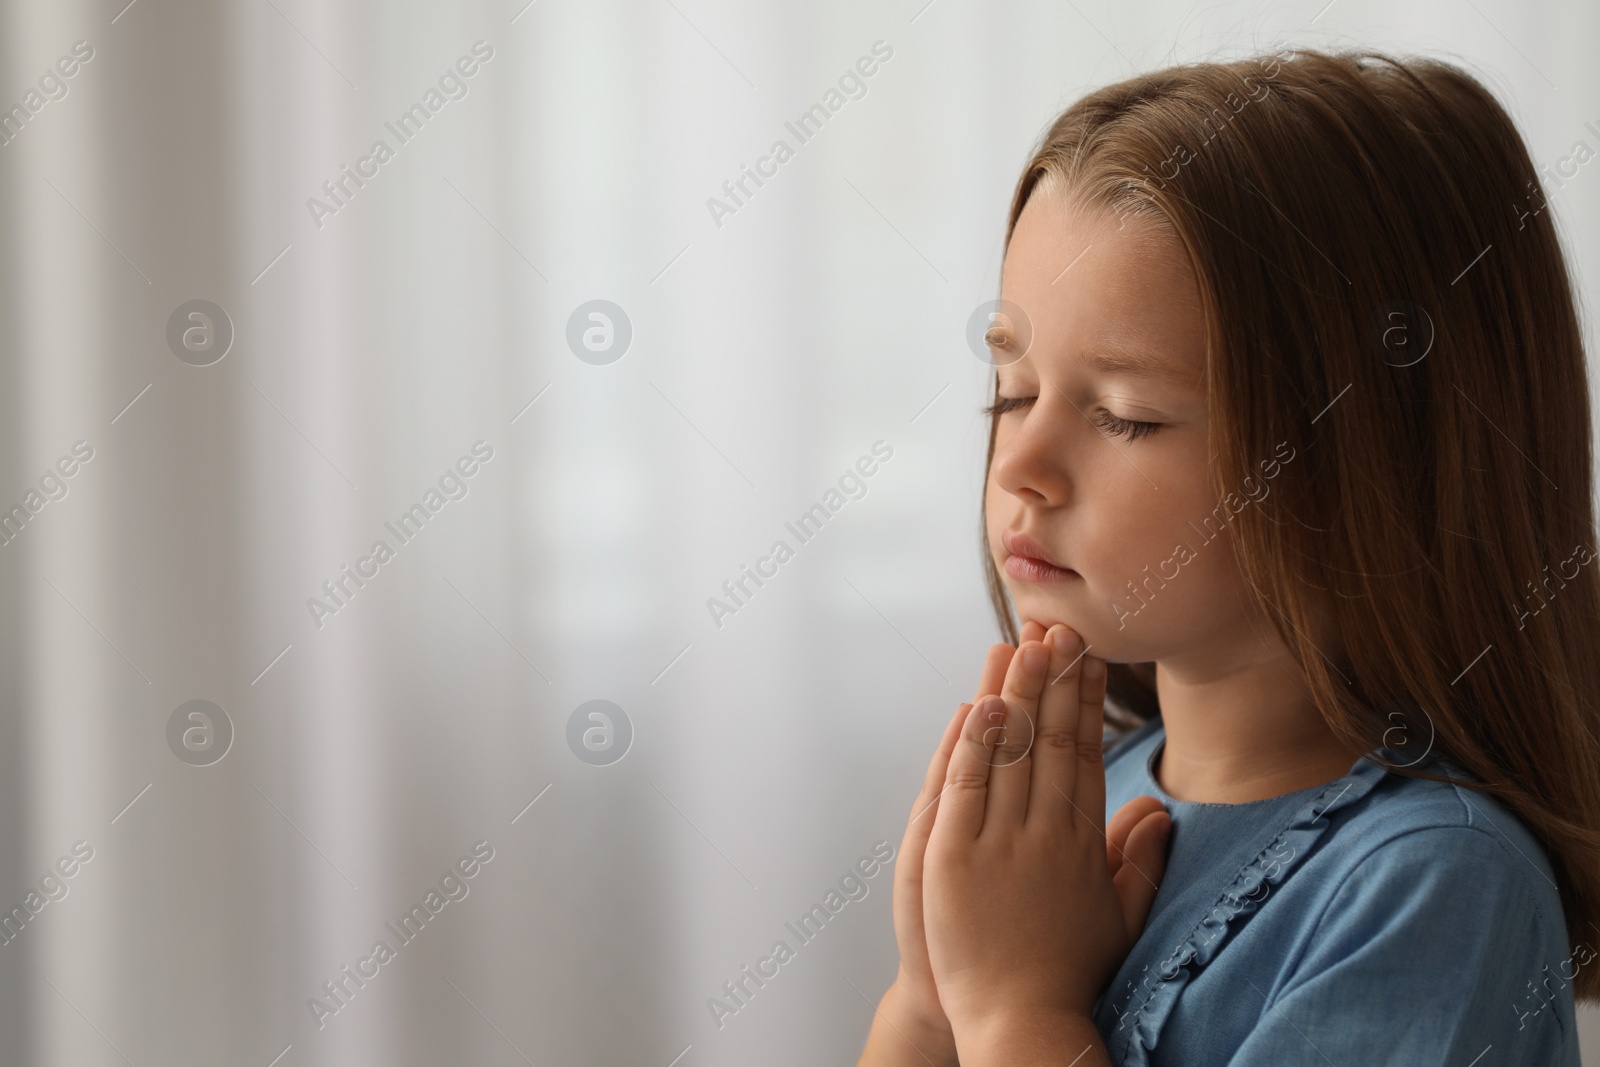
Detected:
[{"left": 1152, "top": 655, "right": 1361, "bottom": 804}]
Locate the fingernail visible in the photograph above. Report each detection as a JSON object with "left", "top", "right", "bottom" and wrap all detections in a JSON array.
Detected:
[
  {"left": 1022, "top": 645, "right": 1048, "bottom": 674},
  {"left": 982, "top": 696, "right": 1005, "bottom": 722},
  {"left": 1049, "top": 628, "right": 1083, "bottom": 657}
]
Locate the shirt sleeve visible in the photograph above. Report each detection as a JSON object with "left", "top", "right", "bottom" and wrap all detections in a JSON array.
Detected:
[{"left": 1225, "top": 825, "right": 1578, "bottom": 1066}]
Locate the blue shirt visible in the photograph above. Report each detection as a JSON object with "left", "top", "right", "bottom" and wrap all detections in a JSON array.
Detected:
[{"left": 1091, "top": 715, "right": 1583, "bottom": 1065}]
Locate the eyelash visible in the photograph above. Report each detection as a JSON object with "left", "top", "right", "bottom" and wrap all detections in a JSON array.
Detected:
[{"left": 980, "top": 395, "right": 1164, "bottom": 442}]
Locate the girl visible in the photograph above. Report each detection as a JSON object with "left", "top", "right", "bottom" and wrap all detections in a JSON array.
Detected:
[{"left": 858, "top": 47, "right": 1600, "bottom": 1066}]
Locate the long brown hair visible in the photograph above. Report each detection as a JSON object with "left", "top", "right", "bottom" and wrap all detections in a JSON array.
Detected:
[{"left": 981, "top": 47, "right": 1600, "bottom": 999}]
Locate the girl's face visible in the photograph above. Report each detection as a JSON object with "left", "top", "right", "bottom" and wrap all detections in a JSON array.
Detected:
[{"left": 984, "top": 185, "right": 1271, "bottom": 667}]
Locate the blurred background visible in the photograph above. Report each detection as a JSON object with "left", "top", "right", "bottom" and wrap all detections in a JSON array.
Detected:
[{"left": 0, "top": 0, "right": 1595, "bottom": 1064}]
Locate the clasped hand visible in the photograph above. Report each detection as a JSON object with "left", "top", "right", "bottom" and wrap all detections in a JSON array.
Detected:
[{"left": 888, "top": 621, "right": 1173, "bottom": 1057}]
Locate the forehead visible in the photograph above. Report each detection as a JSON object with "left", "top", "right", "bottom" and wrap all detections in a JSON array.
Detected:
[{"left": 997, "top": 189, "right": 1206, "bottom": 389}]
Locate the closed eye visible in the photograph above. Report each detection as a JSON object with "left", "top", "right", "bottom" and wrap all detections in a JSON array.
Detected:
[
  {"left": 1093, "top": 409, "right": 1163, "bottom": 442},
  {"left": 982, "top": 395, "right": 1163, "bottom": 442},
  {"left": 980, "top": 395, "right": 1032, "bottom": 417}
]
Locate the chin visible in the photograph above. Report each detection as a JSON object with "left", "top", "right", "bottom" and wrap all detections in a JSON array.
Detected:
[
  {"left": 1009, "top": 596, "right": 1082, "bottom": 636},
  {"left": 1009, "top": 599, "right": 1135, "bottom": 663}
]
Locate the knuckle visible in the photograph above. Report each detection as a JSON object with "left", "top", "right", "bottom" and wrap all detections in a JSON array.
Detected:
[
  {"left": 986, "top": 724, "right": 1032, "bottom": 758},
  {"left": 1076, "top": 738, "right": 1105, "bottom": 766},
  {"left": 1035, "top": 724, "right": 1078, "bottom": 753},
  {"left": 959, "top": 731, "right": 994, "bottom": 757},
  {"left": 944, "top": 767, "right": 990, "bottom": 792},
  {"left": 995, "top": 736, "right": 1032, "bottom": 760},
  {"left": 1044, "top": 665, "right": 1079, "bottom": 687}
]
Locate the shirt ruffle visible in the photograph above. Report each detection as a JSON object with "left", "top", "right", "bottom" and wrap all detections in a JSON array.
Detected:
[{"left": 1109, "top": 750, "right": 1400, "bottom": 1065}]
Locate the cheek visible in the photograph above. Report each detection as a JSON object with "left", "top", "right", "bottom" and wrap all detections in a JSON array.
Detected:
[
  {"left": 1096, "top": 476, "right": 1192, "bottom": 572},
  {"left": 983, "top": 474, "right": 1013, "bottom": 557},
  {"left": 1095, "top": 484, "right": 1249, "bottom": 622},
  {"left": 1066, "top": 474, "right": 1241, "bottom": 641}
]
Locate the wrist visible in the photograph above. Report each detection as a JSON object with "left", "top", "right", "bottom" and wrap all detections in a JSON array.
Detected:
[{"left": 877, "top": 979, "right": 957, "bottom": 1061}]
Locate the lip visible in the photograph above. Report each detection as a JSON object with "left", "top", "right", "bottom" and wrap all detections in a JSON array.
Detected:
[{"left": 1001, "top": 530, "right": 1080, "bottom": 584}]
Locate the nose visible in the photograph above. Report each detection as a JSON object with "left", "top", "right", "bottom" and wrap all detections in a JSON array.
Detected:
[{"left": 990, "top": 395, "right": 1071, "bottom": 507}]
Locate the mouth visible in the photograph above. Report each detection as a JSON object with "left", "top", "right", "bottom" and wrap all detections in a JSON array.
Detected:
[{"left": 1000, "top": 530, "right": 1081, "bottom": 584}]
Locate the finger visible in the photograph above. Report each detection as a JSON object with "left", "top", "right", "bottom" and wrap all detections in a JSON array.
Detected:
[
  {"left": 893, "top": 703, "right": 972, "bottom": 985},
  {"left": 938, "top": 699, "right": 1005, "bottom": 842},
  {"left": 1106, "top": 795, "right": 1167, "bottom": 877},
  {"left": 987, "top": 638, "right": 1051, "bottom": 829},
  {"left": 1027, "top": 625, "right": 1087, "bottom": 828},
  {"left": 973, "top": 644, "right": 1016, "bottom": 706},
  {"left": 1075, "top": 651, "right": 1109, "bottom": 822},
  {"left": 911, "top": 701, "right": 975, "bottom": 829},
  {"left": 936, "top": 642, "right": 1012, "bottom": 826},
  {"left": 1019, "top": 620, "right": 1046, "bottom": 645},
  {"left": 1113, "top": 809, "right": 1173, "bottom": 943},
  {"left": 920, "top": 642, "right": 1014, "bottom": 838}
]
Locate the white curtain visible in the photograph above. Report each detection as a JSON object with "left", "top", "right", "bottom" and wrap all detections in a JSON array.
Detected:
[{"left": 0, "top": 1, "right": 1596, "bottom": 1064}]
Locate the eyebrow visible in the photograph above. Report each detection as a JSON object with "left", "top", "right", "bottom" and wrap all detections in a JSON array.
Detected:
[{"left": 1084, "top": 346, "right": 1201, "bottom": 388}]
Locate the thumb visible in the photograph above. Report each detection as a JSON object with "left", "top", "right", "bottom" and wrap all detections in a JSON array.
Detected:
[{"left": 1112, "top": 810, "right": 1172, "bottom": 944}]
